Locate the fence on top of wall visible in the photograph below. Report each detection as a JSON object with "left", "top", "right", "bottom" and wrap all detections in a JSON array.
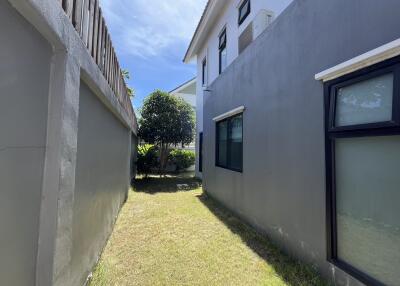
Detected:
[{"left": 59, "top": 0, "right": 137, "bottom": 130}]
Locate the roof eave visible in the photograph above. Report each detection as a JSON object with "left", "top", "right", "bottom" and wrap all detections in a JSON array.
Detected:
[{"left": 183, "top": 0, "right": 226, "bottom": 63}]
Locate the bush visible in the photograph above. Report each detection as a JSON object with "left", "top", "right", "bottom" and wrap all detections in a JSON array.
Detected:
[
  {"left": 168, "top": 149, "right": 195, "bottom": 172},
  {"left": 137, "top": 144, "right": 159, "bottom": 176}
]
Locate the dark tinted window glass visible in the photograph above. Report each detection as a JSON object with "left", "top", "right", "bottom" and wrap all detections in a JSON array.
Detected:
[
  {"left": 216, "top": 114, "right": 243, "bottom": 172},
  {"left": 239, "top": 0, "right": 250, "bottom": 25}
]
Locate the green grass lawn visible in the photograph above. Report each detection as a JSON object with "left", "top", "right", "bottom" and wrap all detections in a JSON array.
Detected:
[{"left": 90, "top": 175, "right": 328, "bottom": 286}]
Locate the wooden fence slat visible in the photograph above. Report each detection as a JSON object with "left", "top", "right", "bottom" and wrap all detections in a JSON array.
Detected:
[
  {"left": 88, "top": 0, "right": 95, "bottom": 51},
  {"left": 92, "top": 0, "right": 99, "bottom": 58},
  {"left": 101, "top": 19, "right": 106, "bottom": 70},
  {"left": 113, "top": 53, "right": 116, "bottom": 92},
  {"left": 73, "top": 0, "right": 83, "bottom": 35},
  {"left": 110, "top": 52, "right": 114, "bottom": 90},
  {"left": 62, "top": 0, "right": 74, "bottom": 18},
  {"left": 82, "top": 0, "right": 90, "bottom": 46},
  {"left": 105, "top": 31, "right": 110, "bottom": 81},
  {"left": 96, "top": 10, "right": 103, "bottom": 65},
  {"left": 104, "top": 32, "right": 108, "bottom": 79}
]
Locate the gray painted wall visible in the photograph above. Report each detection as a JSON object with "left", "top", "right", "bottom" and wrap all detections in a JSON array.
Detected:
[
  {"left": 202, "top": 0, "right": 400, "bottom": 285},
  {"left": 70, "top": 81, "right": 130, "bottom": 285},
  {"left": 0, "top": 1, "right": 52, "bottom": 285},
  {"left": 0, "top": 0, "right": 138, "bottom": 285}
]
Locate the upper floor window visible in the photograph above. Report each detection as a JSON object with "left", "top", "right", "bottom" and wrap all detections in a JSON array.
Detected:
[
  {"left": 219, "top": 28, "right": 227, "bottom": 74},
  {"left": 202, "top": 57, "right": 207, "bottom": 86},
  {"left": 238, "top": 0, "right": 251, "bottom": 25}
]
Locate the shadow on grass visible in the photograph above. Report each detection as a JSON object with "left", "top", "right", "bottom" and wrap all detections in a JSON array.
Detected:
[
  {"left": 197, "top": 193, "right": 329, "bottom": 286},
  {"left": 133, "top": 174, "right": 202, "bottom": 194}
]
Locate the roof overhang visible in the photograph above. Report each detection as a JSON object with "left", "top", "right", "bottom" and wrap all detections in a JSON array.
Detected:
[
  {"left": 183, "top": 0, "right": 229, "bottom": 63},
  {"left": 169, "top": 77, "right": 197, "bottom": 94}
]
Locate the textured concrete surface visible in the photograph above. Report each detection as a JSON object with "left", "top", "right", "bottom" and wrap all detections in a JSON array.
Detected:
[
  {"left": 1, "top": 0, "right": 138, "bottom": 285},
  {"left": 70, "top": 81, "right": 130, "bottom": 286},
  {"left": 202, "top": 0, "right": 400, "bottom": 285},
  {"left": 0, "top": 1, "right": 52, "bottom": 285}
]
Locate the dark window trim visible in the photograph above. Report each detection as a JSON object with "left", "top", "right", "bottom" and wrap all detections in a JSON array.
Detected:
[
  {"left": 328, "top": 63, "right": 400, "bottom": 133},
  {"left": 215, "top": 113, "right": 243, "bottom": 173},
  {"left": 219, "top": 28, "right": 227, "bottom": 75},
  {"left": 202, "top": 57, "right": 207, "bottom": 86},
  {"left": 324, "top": 56, "right": 400, "bottom": 286},
  {"left": 238, "top": 0, "right": 251, "bottom": 26},
  {"left": 199, "top": 132, "right": 203, "bottom": 173}
]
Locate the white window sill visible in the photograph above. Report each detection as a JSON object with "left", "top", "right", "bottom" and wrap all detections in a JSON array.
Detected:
[{"left": 315, "top": 38, "right": 400, "bottom": 82}]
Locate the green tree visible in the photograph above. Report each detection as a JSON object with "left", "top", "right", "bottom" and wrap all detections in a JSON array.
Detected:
[
  {"left": 138, "top": 90, "right": 195, "bottom": 174},
  {"left": 122, "top": 69, "right": 135, "bottom": 97}
]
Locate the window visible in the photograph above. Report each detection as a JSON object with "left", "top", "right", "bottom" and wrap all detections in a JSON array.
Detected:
[
  {"left": 325, "top": 57, "right": 400, "bottom": 286},
  {"left": 199, "top": 132, "right": 203, "bottom": 172},
  {"left": 219, "top": 28, "right": 227, "bottom": 74},
  {"left": 216, "top": 113, "right": 243, "bottom": 172},
  {"left": 238, "top": 0, "right": 251, "bottom": 25},
  {"left": 202, "top": 58, "right": 207, "bottom": 86}
]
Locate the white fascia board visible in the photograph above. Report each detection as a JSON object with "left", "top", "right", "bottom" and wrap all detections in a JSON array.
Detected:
[
  {"left": 315, "top": 38, "right": 400, "bottom": 82},
  {"left": 213, "top": 106, "right": 245, "bottom": 121},
  {"left": 184, "top": 0, "right": 227, "bottom": 63}
]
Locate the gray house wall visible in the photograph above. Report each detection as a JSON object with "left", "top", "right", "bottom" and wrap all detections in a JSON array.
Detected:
[
  {"left": 0, "top": 1, "right": 52, "bottom": 285},
  {"left": 202, "top": 0, "right": 400, "bottom": 285},
  {"left": 0, "top": 0, "right": 138, "bottom": 285}
]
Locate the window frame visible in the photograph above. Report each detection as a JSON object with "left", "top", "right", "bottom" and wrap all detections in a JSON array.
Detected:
[
  {"left": 325, "top": 56, "right": 400, "bottom": 286},
  {"left": 202, "top": 57, "right": 207, "bottom": 86},
  {"left": 199, "top": 132, "right": 203, "bottom": 173},
  {"left": 215, "top": 113, "right": 243, "bottom": 173},
  {"left": 238, "top": 0, "right": 251, "bottom": 26},
  {"left": 219, "top": 28, "right": 227, "bottom": 75}
]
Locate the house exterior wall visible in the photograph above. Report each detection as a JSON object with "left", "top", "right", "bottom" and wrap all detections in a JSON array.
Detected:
[
  {"left": 0, "top": 0, "right": 138, "bottom": 285},
  {"left": 194, "top": 0, "right": 292, "bottom": 178},
  {"left": 174, "top": 92, "right": 196, "bottom": 109},
  {"left": 202, "top": 0, "right": 400, "bottom": 285},
  {"left": 0, "top": 1, "right": 52, "bottom": 284}
]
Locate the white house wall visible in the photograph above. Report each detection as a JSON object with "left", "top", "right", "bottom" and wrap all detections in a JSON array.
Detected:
[{"left": 194, "top": 0, "right": 293, "bottom": 178}]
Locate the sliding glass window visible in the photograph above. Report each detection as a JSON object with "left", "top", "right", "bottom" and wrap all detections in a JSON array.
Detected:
[
  {"left": 325, "top": 57, "right": 400, "bottom": 286},
  {"left": 216, "top": 114, "right": 243, "bottom": 172},
  {"left": 219, "top": 28, "right": 227, "bottom": 74}
]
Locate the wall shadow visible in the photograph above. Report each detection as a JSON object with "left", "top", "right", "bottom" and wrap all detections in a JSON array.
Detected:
[
  {"left": 133, "top": 175, "right": 202, "bottom": 194},
  {"left": 197, "top": 193, "right": 329, "bottom": 286}
]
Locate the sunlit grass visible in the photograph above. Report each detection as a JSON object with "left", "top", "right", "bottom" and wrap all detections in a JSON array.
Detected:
[{"left": 90, "top": 176, "right": 328, "bottom": 286}]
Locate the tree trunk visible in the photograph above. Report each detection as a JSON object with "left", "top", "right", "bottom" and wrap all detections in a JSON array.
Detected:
[{"left": 158, "top": 143, "right": 169, "bottom": 177}]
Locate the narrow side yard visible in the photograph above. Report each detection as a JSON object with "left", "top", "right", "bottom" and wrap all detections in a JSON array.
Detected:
[{"left": 90, "top": 176, "right": 327, "bottom": 286}]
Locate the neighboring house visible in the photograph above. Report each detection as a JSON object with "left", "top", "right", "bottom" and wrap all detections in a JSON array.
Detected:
[
  {"left": 184, "top": 0, "right": 293, "bottom": 179},
  {"left": 185, "top": 0, "right": 400, "bottom": 286},
  {"left": 170, "top": 77, "right": 197, "bottom": 110},
  {"left": 0, "top": 0, "right": 137, "bottom": 285},
  {"left": 170, "top": 78, "right": 196, "bottom": 151}
]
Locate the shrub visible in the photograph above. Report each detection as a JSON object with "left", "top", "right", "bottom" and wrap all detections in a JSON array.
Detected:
[
  {"left": 168, "top": 149, "right": 195, "bottom": 172},
  {"left": 137, "top": 144, "right": 159, "bottom": 176}
]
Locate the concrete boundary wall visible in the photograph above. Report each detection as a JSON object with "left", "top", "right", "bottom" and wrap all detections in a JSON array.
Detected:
[{"left": 1, "top": 0, "right": 138, "bottom": 285}]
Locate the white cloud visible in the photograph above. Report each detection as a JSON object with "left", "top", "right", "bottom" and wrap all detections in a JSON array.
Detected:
[{"left": 100, "top": 0, "right": 207, "bottom": 58}]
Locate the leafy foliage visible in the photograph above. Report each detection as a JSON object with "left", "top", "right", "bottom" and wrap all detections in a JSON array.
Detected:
[
  {"left": 138, "top": 90, "right": 195, "bottom": 174},
  {"left": 168, "top": 149, "right": 195, "bottom": 172},
  {"left": 136, "top": 144, "right": 158, "bottom": 176},
  {"left": 122, "top": 69, "right": 135, "bottom": 97}
]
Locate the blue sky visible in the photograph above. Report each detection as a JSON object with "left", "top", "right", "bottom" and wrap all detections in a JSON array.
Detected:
[{"left": 100, "top": 0, "right": 207, "bottom": 110}]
